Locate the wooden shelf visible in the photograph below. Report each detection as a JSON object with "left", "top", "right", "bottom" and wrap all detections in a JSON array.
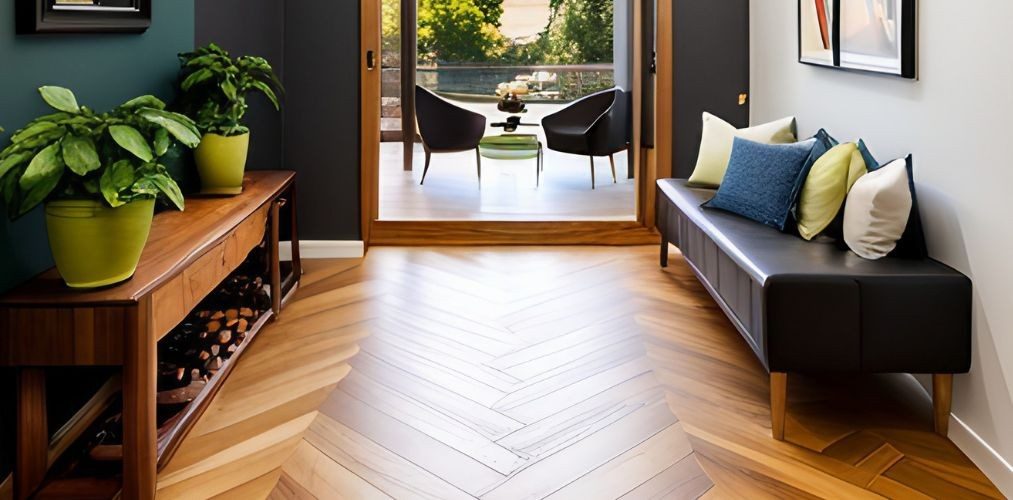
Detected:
[{"left": 0, "top": 171, "right": 301, "bottom": 500}]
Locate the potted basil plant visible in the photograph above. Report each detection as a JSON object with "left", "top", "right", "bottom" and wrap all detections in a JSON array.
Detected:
[
  {"left": 0, "top": 86, "right": 201, "bottom": 288},
  {"left": 177, "top": 43, "right": 282, "bottom": 195}
]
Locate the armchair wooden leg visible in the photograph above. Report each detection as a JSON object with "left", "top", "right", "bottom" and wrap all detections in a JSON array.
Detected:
[
  {"left": 770, "top": 372, "right": 787, "bottom": 440},
  {"left": 933, "top": 374, "right": 953, "bottom": 436},
  {"left": 609, "top": 153, "right": 617, "bottom": 183},
  {"left": 420, "top": 149, "right": 432, "bottom": 185},
  {"left": 476, "top": 148, "right": 482, "bottom": 183},
  {"left": 590, "top": 156, "right": 596, "bottom": 189}
]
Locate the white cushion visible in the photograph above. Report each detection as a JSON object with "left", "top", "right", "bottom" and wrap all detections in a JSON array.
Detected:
[
  {"left": 843, "top": 158, "right": 912, "bottom": 260},
  {"left": 686, "top": 112, "right": 797, "bottom": 188}
]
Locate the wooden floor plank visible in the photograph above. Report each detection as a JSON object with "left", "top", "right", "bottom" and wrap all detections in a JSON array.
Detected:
[
  {"left": 318, "top": 389, "right": 506, "bottom": 495},
  {"left": 544, "top": 423, "right": 694, "bottom": 500},
  {"left": 481, "top": 397, "right": 678, "bottom": 500},
  {"left": 338, "top": 370, "right": 527, "bottom": 475},
  {"left": 280, "top": 441, "right": 392, "bottom": 500},
  {"left": 305, "top": 414, "right": 474, "bottom": 500},
  {"left": 617, "top": 454, "right": 713, "bottom": 500}
]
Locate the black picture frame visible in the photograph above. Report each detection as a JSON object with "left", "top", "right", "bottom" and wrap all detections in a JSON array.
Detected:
[
  {"left": 798, "top": 0, "right": 916, "bottom": 79},
  {"left": 16, "top": 0, "right": 152, "bottom": 34}
]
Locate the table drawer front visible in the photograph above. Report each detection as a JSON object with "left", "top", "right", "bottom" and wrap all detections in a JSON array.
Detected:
[{"left": 152, "top": 204, "right": 270, "bottom": 339}]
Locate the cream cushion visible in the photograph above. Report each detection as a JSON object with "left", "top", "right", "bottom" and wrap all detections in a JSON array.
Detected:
[
  {"left": 686, "top": 112, "right": 797, "bottom": 188},
  {"left": 843, "top": 158, "right": 913, "bottom": 260}
]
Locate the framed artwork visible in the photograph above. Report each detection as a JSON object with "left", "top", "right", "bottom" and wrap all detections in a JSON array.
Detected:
[
  {"left": 16, "top": 0, "right": 152, "bottom": 34},
  {"left": 798, "top": 0, "right": 916, "bottom": 79}
]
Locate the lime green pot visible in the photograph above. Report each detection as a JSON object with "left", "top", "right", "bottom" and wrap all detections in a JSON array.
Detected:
[
  {"left": 44, "top": 198, "right": 155, "bottom": 289},
  {"left": 194, "top": 132, "right": 250, "bottom": 195}
]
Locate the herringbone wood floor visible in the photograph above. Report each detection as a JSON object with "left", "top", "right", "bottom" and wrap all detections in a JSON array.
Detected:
[
  {"left": 190, "top": 246, "right": 1000, "bottom": 499},
  {"left": 269, "top": 247, "right": 711, "bottom": 500}
]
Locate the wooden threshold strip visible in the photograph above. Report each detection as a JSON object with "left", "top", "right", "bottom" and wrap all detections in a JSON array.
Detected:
[{"left": 369, "top": 220, "right": 660, "bottom": 246}]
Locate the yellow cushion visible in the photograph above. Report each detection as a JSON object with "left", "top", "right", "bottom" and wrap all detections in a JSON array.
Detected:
[
  {"left": 797, "top": 143, "right": 868, "bottom": 240},
  {"left": 686, "top": 112, "right": 797, "bottom": 188}
]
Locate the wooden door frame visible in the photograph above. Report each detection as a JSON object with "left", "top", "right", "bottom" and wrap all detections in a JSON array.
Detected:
[{"left": 360, "top": 0, "right": 671, "bottom": 246}]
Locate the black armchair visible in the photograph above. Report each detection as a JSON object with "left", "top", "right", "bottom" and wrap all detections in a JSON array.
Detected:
[
  {"left": 415, "top": 85, "right": 487, "bottom": 185},
  {"left": 542, "top": 88, "right": 631, "bottom": 189}
]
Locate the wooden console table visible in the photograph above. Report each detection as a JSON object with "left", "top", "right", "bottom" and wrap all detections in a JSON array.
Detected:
[{"left": 0, "top": 171, "right": 300, "bottom": 500}]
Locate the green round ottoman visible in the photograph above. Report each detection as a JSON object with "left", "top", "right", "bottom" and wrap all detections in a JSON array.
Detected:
[{"left": 478, "top": 134, "right": 544, "bottom": 186}]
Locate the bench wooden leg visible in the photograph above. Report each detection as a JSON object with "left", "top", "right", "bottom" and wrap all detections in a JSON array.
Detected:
[
  {"left": 660, "top": 239, "right": 669, "bottom": 268},
  {"left": 933, "top": 374, "right": 953, "bottom": 436},
  {"left": 770, "top": 372, "right": 787, "bottom": 440}
]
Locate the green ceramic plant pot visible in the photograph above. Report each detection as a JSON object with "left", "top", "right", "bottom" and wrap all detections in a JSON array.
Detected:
[
  {"left": 45, "top": 198, "right": 155, "bottom": 289},
  {"left": 194, "top": 132, "right": 250, "bottom": 195}
]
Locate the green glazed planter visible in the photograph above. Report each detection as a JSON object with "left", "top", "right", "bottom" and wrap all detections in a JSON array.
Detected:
[
  {"left": 45, "top": 198, "right": 155, "bottom": 289},
  {"left": 195, "top": 132, "right": 250, "bottom": 195}
]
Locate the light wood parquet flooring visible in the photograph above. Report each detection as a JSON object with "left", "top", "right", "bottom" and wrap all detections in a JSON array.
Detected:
[{"left": 188, "top": 246, "right": 1001, "bottom": 499}]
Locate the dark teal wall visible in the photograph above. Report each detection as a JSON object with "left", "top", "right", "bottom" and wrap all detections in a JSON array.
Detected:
[{"left": 0, "top": 2, "right": 195, "bottom": 293}]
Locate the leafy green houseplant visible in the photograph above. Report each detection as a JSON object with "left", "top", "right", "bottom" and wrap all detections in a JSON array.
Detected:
[
  {"left": 177, "top": 43, "right": 282, "bottom": 195},
  {"left": 0, "top": 86, "right": 201, "bottom": 288}
]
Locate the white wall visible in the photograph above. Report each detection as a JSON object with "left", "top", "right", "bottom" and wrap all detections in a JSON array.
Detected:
[{"left": 749, "top": 1, "right": 1013, "bottom": 493}]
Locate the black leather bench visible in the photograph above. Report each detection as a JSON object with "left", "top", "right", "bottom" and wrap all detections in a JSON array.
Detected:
[{"left": 656, "top": 178, "right": 972, "bottom": 440}]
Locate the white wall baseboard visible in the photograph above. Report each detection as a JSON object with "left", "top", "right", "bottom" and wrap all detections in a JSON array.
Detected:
[
  {"left": 903, "top": 374, "right": 1013, "bottom": 496},
  {"left": 279, "top": 240, "right": 365, "bottom": 260},
  {"left": 949, "top": 413, "right": 1013, "bottom": 495}
]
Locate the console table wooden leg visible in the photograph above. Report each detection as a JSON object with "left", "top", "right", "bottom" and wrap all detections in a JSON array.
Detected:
[
  {"left": 123, "top": 298, "right": 157, "bottom": 500},
  {"left": 933, "top": 374, "right": 953, "bottom": 436},
  {"left": 270, "top": 199, "right": 282, "bottom": 318},
  {"left": 15, "top": 368, "right": 47, "bottom": 500},
  {"left": 770, "top": 372, "right": 787, "bottom": 441},
  {"left": 288, "top": 184, "right": 302, "bottom": 280}
]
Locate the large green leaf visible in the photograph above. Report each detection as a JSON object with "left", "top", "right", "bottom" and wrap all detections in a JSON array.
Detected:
[
  {"left": 153, "top": 128, "right": 170, "bottom": 157},
  {"left": 149, "top": 172, "right": 185, "bottom": 211},
  {"left": 11, "top": 121, "right": 59, "bottom": 143},
  {"left": 1, "top": 165, "right": 22, "bottom": 207},
  {"left": 220, "top": 77, "right": 238, "bottom": 101},
  {"left": 119, "top": 95, "right": 166, "bottom": 110},
  {"left": 19, "top": 143, "right": 64, "bottom": 190},
  {"left": 99, "top": 159, "right": 135, "bottom": 207},
  {"left": 61, "top": 134, "right": 101, "bottom": 175},
  {"left": 181, "top": 68, "right": 214, "bottom": 91},
  {"left": 137, "top": 109, "right": 201, "bottom": 148},
  {"left": 17, "top": 144, "right": 65, "bottom": 215},
  {"left": 109, "top": 125, "right": 154, "bottom": 162},
  {"left": 0, "top": 151, "right": 33, "bottom": 180},
  {"left": 39, "top": 86, "right": 80, "bottom": 113},
  {"left": 249, "top": 80, "right": 280, "bottom": 110}
]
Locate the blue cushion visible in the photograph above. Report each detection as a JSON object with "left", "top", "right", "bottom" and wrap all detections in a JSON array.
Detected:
[{"left": 704, "top": 137, "right": 817, "bottom": 229}]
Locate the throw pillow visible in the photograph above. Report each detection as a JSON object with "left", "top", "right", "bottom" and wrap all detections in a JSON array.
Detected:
[
  {"left": 796, "top": 142, "right": 869, "bottom": 240},
  {"left": 703, "top": 137, "right": 817, "bottom": 229},
  {"left": 686, "top": 112, "right": 798, "bottom": 188},
  {"left": 843, "top": 158, "right": 912, "bottom": 259},
  {"left": 867, "top": 154, "right": 928, "bottom": 258},
  {"left": 784, "top": 129, "right": 838, "bottom": 233}
]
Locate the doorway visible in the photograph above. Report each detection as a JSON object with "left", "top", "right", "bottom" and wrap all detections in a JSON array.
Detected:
[{"left": 360, "top": 0, "right": 666, "bottom": 244}]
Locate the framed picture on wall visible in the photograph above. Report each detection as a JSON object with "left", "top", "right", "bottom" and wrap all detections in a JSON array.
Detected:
[
  {"left": 16, "top": 0, "right": 152, "bottom": 34},
  {"left": 798, "top": 0, "right": 916, "bottom": 79}
]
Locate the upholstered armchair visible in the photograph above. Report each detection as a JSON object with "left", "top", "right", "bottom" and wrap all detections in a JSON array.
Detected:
[
  {"left": 415, "top": 85, "right": 487, "bottom": 185},
  {"left": 542, "top": 88, "right": 631, "bottom": 189}
]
